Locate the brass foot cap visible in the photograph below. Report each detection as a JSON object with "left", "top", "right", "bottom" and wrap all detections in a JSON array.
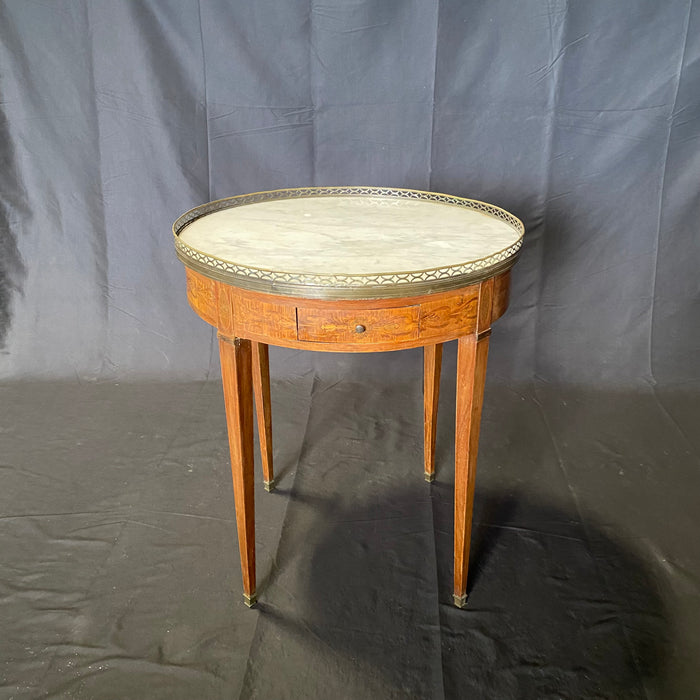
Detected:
[
  {"left": 424, "top": 471, "right": 435, "bottom": 483},
  {"left": 263, "top": 479, "right": 275, "bottom": 492},
  {"left": 453, "top": 593, "right": 468, "bottom": 608},
  {"left": 243, "top": 592, "right": 258, "bottom": 608}
]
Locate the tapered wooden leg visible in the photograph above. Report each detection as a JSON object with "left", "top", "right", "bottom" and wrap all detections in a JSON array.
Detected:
[
  {"left": 423, "top": 343, "right": 443, "bottom": 482},
  {"left": 251, "top": 342, "right": 274, "bottom": 491},
  {"left": 219, "top": 336, "right": 256, "bottom": 607},
  {"left": 453, "top": 332, "right": 490, "bottom": 608}
]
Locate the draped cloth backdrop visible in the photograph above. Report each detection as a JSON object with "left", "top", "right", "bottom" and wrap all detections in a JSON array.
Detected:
[{"left": 1, "top": 0, "right": 698, "bottom": 387}]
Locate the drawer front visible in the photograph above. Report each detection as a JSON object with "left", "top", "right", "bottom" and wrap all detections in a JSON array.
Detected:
[{"left": 297, "top": 305, "right": 419, "bottom": 344}]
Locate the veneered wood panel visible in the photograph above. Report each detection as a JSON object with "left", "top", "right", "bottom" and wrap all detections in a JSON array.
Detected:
[
  {"left": 492, "top": 271, "right": 511, "bottom": 322},
  {"left": 217, "top": 285, "right": 235, "bottom": 335},
  {"left": 419, "top": 292, "right": 478, "bottom": 339},
  {"left": 186, "top": 268, "right": 218, "bottom": 326},
  {"left": 233, "top": 293, "right": 297, "bottom": 342}
]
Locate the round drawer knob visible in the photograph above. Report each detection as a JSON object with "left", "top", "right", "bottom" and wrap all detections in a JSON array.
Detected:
[{"left": 355, "top": 324, "right": 366, "bottom": 334}]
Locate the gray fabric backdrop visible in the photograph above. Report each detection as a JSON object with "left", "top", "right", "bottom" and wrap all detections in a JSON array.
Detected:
[{"left": 1, "top": 0, "right": 698, "bottom": 387}]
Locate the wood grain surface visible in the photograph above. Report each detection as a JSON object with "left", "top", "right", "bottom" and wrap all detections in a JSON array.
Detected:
[
  {"left": 423, "top": 343, "right": 443, "bottom": 482},
  {"left": 251, "top": 341, "right": 274, "bottom": 490},
  {"left": 218, "top": 336, "right": 256, "bottom": 606},
  {"left": 453, "top": 333, "right": 490, "bottom": 606}
]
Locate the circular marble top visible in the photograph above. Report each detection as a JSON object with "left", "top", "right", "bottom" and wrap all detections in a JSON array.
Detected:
[{"left": 173, "top": 187, "right": 523, "bottom": 299}]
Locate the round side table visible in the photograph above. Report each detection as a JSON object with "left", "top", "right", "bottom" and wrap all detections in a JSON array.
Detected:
[{"left": 173, "top": 186, "right": 523, "bottom": 608}]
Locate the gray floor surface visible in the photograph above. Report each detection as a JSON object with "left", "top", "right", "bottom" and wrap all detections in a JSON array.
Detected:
[{"left": 1, "top": 358, "right": 699, "bottom": 698}]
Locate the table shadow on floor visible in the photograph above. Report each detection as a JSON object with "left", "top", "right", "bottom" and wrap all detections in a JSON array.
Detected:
[{"left": 243, "top": 486, "right": 669, "bottom": 700}]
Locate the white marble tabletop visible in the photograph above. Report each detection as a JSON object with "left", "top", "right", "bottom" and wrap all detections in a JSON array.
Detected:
[{"left": 174, "top": 188, "right": 523, "bottom": 299}]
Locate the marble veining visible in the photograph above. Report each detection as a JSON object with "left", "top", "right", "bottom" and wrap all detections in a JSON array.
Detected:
[{"left": 178, "top": 195, "right": 522, "bottom": 277}]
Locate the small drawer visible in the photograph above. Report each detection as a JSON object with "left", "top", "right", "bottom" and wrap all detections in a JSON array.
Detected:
[{"left": 297, "top": 305, "right": 419, "bottom": 344}]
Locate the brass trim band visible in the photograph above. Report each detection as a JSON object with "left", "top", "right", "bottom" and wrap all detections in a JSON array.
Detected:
[{"left": 178, "top": 247, "right": 518, "bottom": 300}]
